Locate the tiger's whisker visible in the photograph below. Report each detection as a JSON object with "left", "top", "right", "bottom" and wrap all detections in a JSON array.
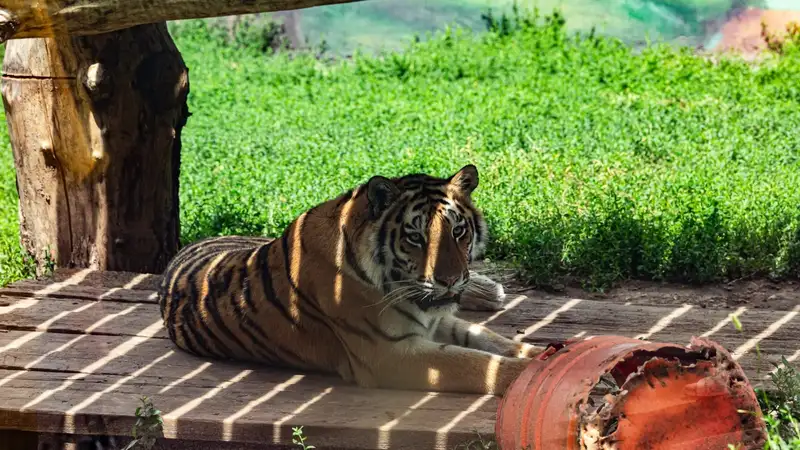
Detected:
[{"left": 365, "top": 286, "right": 420, "bottom": 308}]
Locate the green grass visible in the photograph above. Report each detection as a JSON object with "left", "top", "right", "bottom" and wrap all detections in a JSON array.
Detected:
[
  {"left": 0, "top": 114, "right": 35, "bottom": 286},
  {"left": 1, "top": 8, "right": 799, "bottom": 289},
  {"left": 164, "top": 9, "right": 800, "bottom": 288}
]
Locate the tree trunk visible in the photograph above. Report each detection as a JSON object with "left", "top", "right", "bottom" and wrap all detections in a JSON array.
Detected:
[
  {"left": 274, "top": 10, "right": 306, "bottom": 49},
  {"left": 0, "top": 23, "right": 189, "bottom": 275}
]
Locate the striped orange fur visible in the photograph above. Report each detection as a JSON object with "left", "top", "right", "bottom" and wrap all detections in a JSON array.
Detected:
[{"left": 158, "top": 165, "right": 544, "bottom": 394}]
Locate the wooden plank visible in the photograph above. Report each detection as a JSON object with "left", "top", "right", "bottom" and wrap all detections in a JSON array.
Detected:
[
  {"left": 0, "top": 292, "right": 796, "bottom": 379},
  {"left": 0, "top": 318, "right": 789, "bottom": 449},
  {"left": 0, "top": 367, "right": 494, "bottom": 450},
  {"left": 461, "top": 295, "right": 800, "bottom": 345},
  {"left": 1, "top": 291, "right": 796, "bottom": 354},
  {"left": 0, "top": 269, "right": 796, "bottom": 448},
  {"left": 0, "top": 296, "right": 168, "bottom": 338},
  {"left": 0, "top": 431, "right": 295, "bottom": 450},
  {"left": 1, "top": 282, "right": 157, "bottom": 304},
  {"left": 0, "top": 311, "right": 496, "bottom": 449},
  {"left": 0, "top": 0, "right": 366, "bottom": 42},
  {"left": 468, "top": 296, "right": 800, "bottom": 380},
  {"left": 36, "top": 268, "right": 163, "bottom": 291},
  {"left": 0, "top": 325, "right": 790, "bottom": 448}
]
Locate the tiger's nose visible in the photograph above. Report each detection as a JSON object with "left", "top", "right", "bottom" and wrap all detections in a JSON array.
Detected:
[{"left": 436, "top": 275, "right": 462, "bottom": 288}]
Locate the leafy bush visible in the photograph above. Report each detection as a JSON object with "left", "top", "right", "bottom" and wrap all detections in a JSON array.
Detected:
[
  {"left": 758, "top": 359, "right": 800, "bottom": 448},
  {"left": 170, "top": 9, "right": 800, "bottom": 288}
]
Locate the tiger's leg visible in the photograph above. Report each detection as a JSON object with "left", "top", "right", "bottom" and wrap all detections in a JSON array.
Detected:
[
  {"left": 433, "top": 315, "right": 544, "bottom": 358},
  {"left": 365, "top": 338, "right": 534, "bottom": 395},
  {"left": 459, "top": 271, "right": 506, "bottom": 311}
]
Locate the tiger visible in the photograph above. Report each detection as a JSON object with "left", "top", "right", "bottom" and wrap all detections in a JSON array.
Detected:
[{"left": 158, "top": 165, "right": 545, "bottom": 395}]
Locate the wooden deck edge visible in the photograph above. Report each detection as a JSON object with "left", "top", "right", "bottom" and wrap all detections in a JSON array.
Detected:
[
  {"left": 0, "top": 269, "right": 796, "bottom": 450},
  {"left": 0, "top": 429, "right": 298, "bottom": 450}
]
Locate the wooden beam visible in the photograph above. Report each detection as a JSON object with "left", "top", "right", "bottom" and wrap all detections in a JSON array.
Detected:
[
  {"left": 0, "top": 0, "right": 365, "bottom": 42},
  {"left": 1, "top": 24, "right": 189, "bottom": 274}
]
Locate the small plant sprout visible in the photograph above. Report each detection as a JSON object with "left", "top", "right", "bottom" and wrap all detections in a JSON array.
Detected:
[
  {"left": 292, "top": 426, "right": 316, "bottom": 449},
  {"left": 731, "top": 313, "right": 743, "bottom": 332},
  {"left": 41, "top": 246, "right": 55, "bottom": 278},
  {"left": 454, "top": 430, "right": 497, "bottom": 449}
]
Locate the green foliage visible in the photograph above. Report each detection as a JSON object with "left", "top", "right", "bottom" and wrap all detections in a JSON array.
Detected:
[
  {"left": 454, "top": 431, "right": 497, "bottom": 449},
  {"left": 169, "top": 16, "right": 291, "bottom": 55},
  {"left": 763, "top": 410, "right": 800, "bottom": 449},
  {"left": 164, "top": 9, "right": 800, "bottom": 289},
  {"left": 0, "top": 237, "right": 35, "bottom": 287},
  {"left": 757, "top": 359, "right": 800, "bottom": 448},
  {"left": 0, "top": 9, "right": 799, "bottom": 290},
  {"left": 0, "top": 115, "right": 35, "bottom": 287},
  {"left": 123, "top": 396, "right": 163, "bottom": 450},
  {"left": 766, "top": 359, "right": 800, "bottom": 421},
  {"left": 292, "top": 426, "right": 316, "bottom": 449},
  {"left": 41, "top": 247, "right": 56, "bottom": 278}
]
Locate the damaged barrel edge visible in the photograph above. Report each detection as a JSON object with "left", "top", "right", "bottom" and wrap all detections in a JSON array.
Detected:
[{"left": 496, "top": 335, "right": 768, "bottom": 450}]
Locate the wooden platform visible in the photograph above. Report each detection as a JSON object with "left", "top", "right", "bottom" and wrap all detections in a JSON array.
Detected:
[{"left": 0, "top": 269, "right": 797, "bottom": 449}]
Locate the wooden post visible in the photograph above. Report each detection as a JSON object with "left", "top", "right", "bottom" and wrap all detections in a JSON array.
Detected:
[
  {"left": 0, "top": 23, "right": 189, "bottom": 274},
  {"left": 0, "top": 0, "right": 364, "bottom": 41}
]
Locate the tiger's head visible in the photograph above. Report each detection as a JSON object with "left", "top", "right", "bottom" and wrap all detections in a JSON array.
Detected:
[{"left": 362, "top": 165, "right": 489, "bottom": 312}]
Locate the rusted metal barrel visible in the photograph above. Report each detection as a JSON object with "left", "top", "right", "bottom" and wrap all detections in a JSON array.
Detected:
[{"left": 495, "top": 336, "right": 767, "bottom": 450}]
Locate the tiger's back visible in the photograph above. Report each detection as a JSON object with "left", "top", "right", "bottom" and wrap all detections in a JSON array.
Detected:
[{"left": 158, "top": 235, "right": 352, "bottom": 377}]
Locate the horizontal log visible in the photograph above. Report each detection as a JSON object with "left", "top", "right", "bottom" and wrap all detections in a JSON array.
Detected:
[{"left": 0, "top": 0, "right": 365, "bottom": 42}]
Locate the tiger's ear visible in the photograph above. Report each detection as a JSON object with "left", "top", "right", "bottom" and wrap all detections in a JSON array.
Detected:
[
  {"left": 449, "top": 164, "right": 479, "bottom": 195},
  {"left": 367, "top": 176, "right": 400, "bottom": 218}
]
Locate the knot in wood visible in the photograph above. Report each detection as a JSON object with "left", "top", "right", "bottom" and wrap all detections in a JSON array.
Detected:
[
  {"left": 0, "top": 10, "right": 18, "bottom": 43},
  {"left": 81, "top": 62, "right": 113, "bottom": 101},
  {"left": 39, "top": 142, "right": 58, "bottom": 169}
]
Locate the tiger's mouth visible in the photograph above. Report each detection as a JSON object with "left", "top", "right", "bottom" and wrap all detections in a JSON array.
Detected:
[{"left": 414, "top": 293, "right": 461, "bottom": 311}]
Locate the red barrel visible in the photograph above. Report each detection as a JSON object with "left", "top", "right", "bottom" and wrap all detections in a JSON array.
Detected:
[{"left": 495, "top": 336, "right": 767, "bottom": 450}]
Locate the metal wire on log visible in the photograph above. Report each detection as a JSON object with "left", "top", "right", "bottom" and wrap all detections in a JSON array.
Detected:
[{"left": 0, "top": 23, "right": 189, "bottom": 274}]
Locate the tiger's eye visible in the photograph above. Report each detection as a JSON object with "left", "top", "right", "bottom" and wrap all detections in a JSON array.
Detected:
[
  {"left": 406, "top": 232, "right": 424, "bottom": 246},
  {"left": 452, "top": 225, "right": 466, "bottom": 239}
]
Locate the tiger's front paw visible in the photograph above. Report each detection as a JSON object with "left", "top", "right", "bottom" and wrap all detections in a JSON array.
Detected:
[
  {"left": 503, "top": 342, "right": 547, "bottom": 359},
  {"left": 459, "top": 272, "right": 506, "bottom": 311}
]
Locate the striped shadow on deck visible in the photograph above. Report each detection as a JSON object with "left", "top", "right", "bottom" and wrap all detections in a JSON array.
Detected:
[{"left": 0, "top": 269, "right": 796, "bottom": 449}]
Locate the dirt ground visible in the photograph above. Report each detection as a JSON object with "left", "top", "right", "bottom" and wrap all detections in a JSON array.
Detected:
[
  {"left": 552, "top": 278, "right": 799, "bottom": 311},
  {"left": 476, "top": 260, "right": 800, "bottom": 312}
]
